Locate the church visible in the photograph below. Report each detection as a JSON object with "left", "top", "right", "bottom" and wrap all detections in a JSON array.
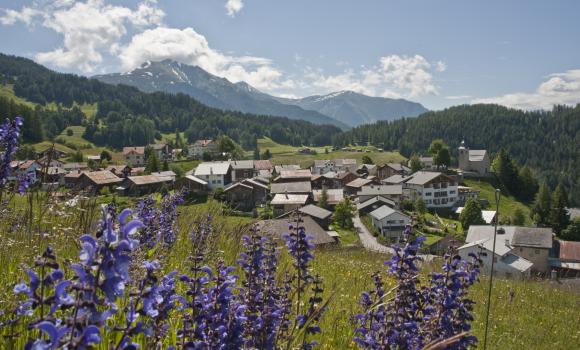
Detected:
[{"left": 458, "top": 140, "right": 490, "bottom": 176}]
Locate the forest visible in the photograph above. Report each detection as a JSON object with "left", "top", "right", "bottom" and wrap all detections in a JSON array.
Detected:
[
  {"left": 0, "top": 53, "right": 341, "bottom": 149},
  {"left": 333, "top": 104, "right": 580, "bottom": 205}
]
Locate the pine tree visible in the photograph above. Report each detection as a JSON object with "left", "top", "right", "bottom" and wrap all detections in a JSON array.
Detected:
[
  {"left": 511, "top": 207, "right": 526, "bottom": 226},
  {"left": 334, "top": 197, "right": 355, "bottom": 229},
  {"left": 319, "top": 186, "right": 329, "bottom": 209},
  {"left": 409, "top": 154, "right": 422, "bottom": 172},
  {"left": 162, "top": 160, "right": 169, "bottom": 171},
  {"left": 492, "top": 149, "right": 519, "bottom": 195},
  {"left": 415, "top": 198, "right": 427, "bottom": 215},
  {"left": 261, "top": 149, "right": 272, "bottom": 160},
  {"left": 550, "top": 184, "right": 570, "bottom": 235},
  {"left": 561, "top": 218, "right": 580, "bottom": 241},
  {"left": 517, "top": 166, "right": 539, "bottom": 202},
  {"left": 253, "top": 148, "right": 260, "bottom": 160},
  {"left": 362, "top": 155, "right": 374, "bottom": 165},
  {"left": 460, "top": 198, "right": 485, "bottom": 231},
  {"left": 145, "top": 152, "right": 161, "bottom": 174},
  {"left": 531, "top": 182, "right": 551, "bottom": 225}
]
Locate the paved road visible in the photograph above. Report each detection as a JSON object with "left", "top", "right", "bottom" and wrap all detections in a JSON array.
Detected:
[{"left": 352, "top": 215, "right": 395, "bottom": 254}]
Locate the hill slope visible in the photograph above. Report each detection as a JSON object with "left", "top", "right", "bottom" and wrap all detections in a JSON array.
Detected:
[
  {"left": 277, "top": 90, "right": 428, "bottom": 127},
  {"left": 94, "top": 60, "right": 349, "bottom": 129}
]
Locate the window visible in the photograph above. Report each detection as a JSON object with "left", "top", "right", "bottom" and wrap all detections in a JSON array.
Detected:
[
  {"left": 212, "top": 180, "right": 216, "bottom": 184},
  {"left": 433, "top": 183, "right": 440, "bottom": 189},
  {"left": 441, "top": 183, "right": 448, "bottom": 188},
  {"left": 449, "top": 190, "right": 456, "bottom": 194},
  {"left": 425, "top": 192, "right": 432, "bottom": 196},
  {"left": 535, "top": 249, "right": 540, "bottom": 255}
]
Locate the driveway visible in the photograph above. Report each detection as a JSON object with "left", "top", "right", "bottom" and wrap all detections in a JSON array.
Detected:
[{"left": 352, "top": 215, "right": 394, "bottom": 254}]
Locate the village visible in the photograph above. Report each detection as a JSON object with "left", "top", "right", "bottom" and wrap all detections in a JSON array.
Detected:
[{"left": 9, "top": 137, "right": 580, "bottom": 281}]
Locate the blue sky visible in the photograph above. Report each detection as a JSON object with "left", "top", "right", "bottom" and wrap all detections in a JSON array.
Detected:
[{"left": 1, "top": 0, "right": 580, "bottom": 110}]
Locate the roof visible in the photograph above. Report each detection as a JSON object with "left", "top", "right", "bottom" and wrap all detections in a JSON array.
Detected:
[
  {"left": 458, "top": 238, "right": 512, "bottom": 257},
  {"left": 454, "top": 208, "right": 497, "bottom": 224},
  {"left": 270, "top": 194, "right": 309, "bottom": 205},
  {"left": 257, "top": 216, "right": 335, "bottom": 245},
  {"left": 231, "top": 160, "right": 254, "bottom": 170},
  {"left": 468, "top": 150, "right": 488, "bottom": 162},
  {"left": 511, "top": 227, "right": 554, "bottom": 249},
  {"left": 241, "top": 178, "right": 269, "bottom": 190},
  {"left": 224, "top": 182, "right": 253, "bottom": 192},
  {"left": 419, "top": 156, "right": 434, "bottom": 163},
  {"left": 346, "top": 178, "right": 373, "bottom": 189},
  {"left": 151, "top": 171, "right": 176, "bottom": 178},
  {"left": 279, "top": 169, "right": 312, "bottom": 179},
  {"left": 274, "top": 164, "right": 300, "bottom": 173},
  {"left": 298, "top": 204, "right": 332, "bottom": 220},
  {"left": 225, "top": 179, "right": 269, "bottom": 192},
  {"left": 312, "top": 189, "right": 344, "bottom": 204},
  {"left": 357, "top": 196, "right": 396, "bottom": 211},
  {"left": 106, "top": 164, "right": 129, "bottom": 172},
  {"left": 369, "top": 205, "right": 408, "bottom": 221},
  {"left": 555, "top": 240, "right": 580, "bottom": 261},
  {"left": 63, "top": 162, "right": 88, "bottom": 170},
  {"left": 128, "top": 175, "right": 171, "bottom": 186},
  {"left": 194, "top": 139, "right": 214, "bottom": 147},
  {"left": 405, "top": 171, "right": 452, "bottom": 186},
  {"left": 194, "top": 162, "right": 231, "bottom": 176},
  {"left": 334, "top": 158, "right": 357, "bottom": 166},
  {"left": 82, "top": 170, "right": 122, "bottom": 185},
  {"left": 358, "top": 184, "right": 403, "bottom": 197},
  {"left": 183, "top": 175, "right": 208, "bottom": 185},
  {"left": 10, "top": 160, "right": 37, "bottom": 170},
  {"left": 270, "top": 181, "right": 311, "bottom": 194},
  {"left": 383, "top": 174, "right": 412, "bottom": 184},
  {"left": 502, "top": 253, "right": 533, "bottom": 272},
  {"left": 253, "top": 160, "right": 273, "bottom": 171},
  {"left": 383, "top": 163, "right": 410, "bottom": 172},
  {"left": 123, "top": 146, "right": 145, "bottom": 155}
]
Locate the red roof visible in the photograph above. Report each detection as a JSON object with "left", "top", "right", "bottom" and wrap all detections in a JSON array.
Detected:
[
  {"left": 122, "top": 147, "right": 145, "bottom": 155},
  {"left": 558, "top": 240, "right": 580, "bottom": 261}
]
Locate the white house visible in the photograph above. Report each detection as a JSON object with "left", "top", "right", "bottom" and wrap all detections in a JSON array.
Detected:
[
  {"left": 189, "top": 139, "right": 219, "bottom": 160},
  {"left": 369, "top": 205, "right": 411, "bottom": 241},
  {"left": 311, "top": 159, "right": 357, "bottom": 175},
  {"left": 403, "top": 171, "right": 458, "bottom": 208},
  {"left": 123, "top": 147, "right": 146, "bottom": 166},
  {"left": 8, "top": 160, "right": 40, "bottom": 184},
  {"left": 194, "top": 161, "right": 232, "bottom": 189}
]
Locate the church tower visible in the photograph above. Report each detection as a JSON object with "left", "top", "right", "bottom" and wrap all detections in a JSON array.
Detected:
[{"left": 458, "top": 140, "right": 469, "bottom": 171}]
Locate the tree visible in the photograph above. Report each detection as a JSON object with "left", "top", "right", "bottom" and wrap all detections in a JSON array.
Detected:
[
  {"left": 550, "top": 184, "right": 570, "bottom": 235},
  {"left": 460, "top": 198, "right": 485, "bottom": 231},
  {"left": 66, "top": 128, "right": 73, "bottom": 136},
  {"left": 492, "top": 149, "right": 519, "bottom": 194},
  {"left": 415, "top": 198, "right": 427, "bottom": 215},
  {"left": 100, "top": 150, "right": 112, "bottom": 162},
  {"left": 561, "top": 218, "right": 580, "bottom": 241},
  {"left": 362, "top": 155, "right": 374, "bottom": 165},
  {"left": 409, "top": 153, "right": 422, "bottom": 172},
  {"left": 261, "top": 149, "right": 272, "bottom": 160},
  {"left": 169, "top": 164, "right": 185, "bottom": 178},
  {"left": 253, "top": 148, "right": 260, "bottom": 160},
  {"left": 162, "top": 160, "right": 169, "bottom": 171},
  {"left": 511, "top": 207, "right": 526, "bottom": 226},
  {"left": 334, "top": 197, "right": 355, "bottom": 229},
  {"left": 428, "top": 140, "right": 450, "bottom": 169},
  {"left": 202, "top": 152, "right": 212, "bottom": 161},
  {"left": 145, "top": 152, "right": 161, "bottom": 173},
  {"left": 517, "top": 166, "right": 539, "bottom": 202},
  {"left": 71, "top": 150, "right": 84, "bottom": 162},
  {"left": 531, "top": 182, "right": 551, "bottom": 225},
  {"left": 318, "top": 186, "right": 329, "bottom": 209}
]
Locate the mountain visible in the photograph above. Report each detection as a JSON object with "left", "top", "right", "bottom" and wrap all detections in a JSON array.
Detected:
[
  {"left": 94, "top": 60, "right": 349, "bottom": 129},
  {"left": 276, "top": 91, "right": 428, "bottom": 127}
]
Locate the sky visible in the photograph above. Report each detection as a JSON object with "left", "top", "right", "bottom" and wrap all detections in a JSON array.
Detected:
[{"left": 1, "top": 0, "right": 580, "bottom": 110}]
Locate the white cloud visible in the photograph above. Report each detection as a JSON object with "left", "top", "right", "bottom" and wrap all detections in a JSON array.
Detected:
[
  {"left": 119, "top": 27, "right": 295, "bottom": 92},
  {"left": 1, "top": 0, "right": 164, "bottom": 72},
  {"left": 225, "top": 0, "right": 244, "bottom": 17},
  {"left": 446, "top": 95, "right": 472, "bottom": 100},
  {"left": 305, "top": 54, "right": 444, "bottom": 98},
  {"left": 472, "top": 69, "right": 580, "bottom": 109}
]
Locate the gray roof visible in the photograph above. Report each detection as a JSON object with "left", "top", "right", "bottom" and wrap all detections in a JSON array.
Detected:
[
  {"left": 466, "top": 226, "right": 553, "bottom": 249},
  {"left": 384, "top": 163, "right": 410, "bottom": 172},
  {"left": 274, "top": 164, "right": 300, "bottom": 173},
  {"left": 383, "top": 174, "right": 412, "bottom": 184},
  {"left": 357, "top": 196, "right": 396, "bottom": 210},
  {"left": 369, "top": 205, "right": 408, "bottom": 221},
  {"left": 279, "top": 169, "right": 312, "bottom": 179},
  {"left": 468, "top": 150, "right": 488, "bottom": 162},
  {"left": 184, "top": 175, "right": 208, "bottom": 185},
  {"left": 502, "top": 253, "right": 533, "bottom": 272},
  {"left": 194, "top": 162, "right": 231, "bottom": 176},
  {"left": 270, "top": 194, "right": 309, "bottom": 205},
  {"left": 298, "top": 204, "right": 332, "bottom": 220},
  {"left": 230, "top": 160, "right": 254, "bottom": 170},
  {"left": 346, "top": 178, "right": 374, "bottom": 189},
  {"left": 312, "top": 189, "right": 344, "bottom": 204},
  {"left": 358, "top": 184, "right": 403, "bottom": 196},
  {"left": 270, "top": 181, "right": 311, "bottom": 194},
  {"left": 257, "top": 216, "right": 335, "bottom": 246},
  {"left": 405, "top": 171, "right": 451, "bottom": 186}
]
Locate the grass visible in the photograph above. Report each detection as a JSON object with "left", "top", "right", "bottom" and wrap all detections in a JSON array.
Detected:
[
  {"left": 332, "top": 226, "right": 360, "bottom": 246},
  {"left": 464, "top": 178, "right": 532, "bottom": 225},
  {"left": 0, "top": 84, "right": 36, "bottom": 108},
  {"left": 56, "top": 126, "right": 95, "bottom": 149}
]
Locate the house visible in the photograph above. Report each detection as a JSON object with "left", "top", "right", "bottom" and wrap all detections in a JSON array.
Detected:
[
  {"left": 175, "top": 175, "right": 208, "bottom": 193},
  {"left": 357, "top": 164, "right": 378, "bottom": 178},
  {"left": 37, "top": 157, "right": 64, "bottom": 169},
  {"left": 280, "top": 204, "right": 333, "bottom": 230},
  {"left": 336, "top": 172, "right": 360, "bottom": 188},
  {"left": 453, "top": 207, "right": 497, "bottom": 224},
  {"left": 273, "top": 164, "right": 301, "bottom": 175},
  {"left": 377, "top": 163, "right": 411, "bottom": 180},
  {"left": 270, "top": 181, "right": 312, "bottom": 195},
  {"left": 403, "top": 171, "right": 458, "bottom": 208},
  {"left": 253, "top": 160, "right": 273, "bottom": 176},
  {"left": 270, "top": 194, "right": 309, "bottom": 216},
  {"left": 106, "top": 164, "right": 132, "bottom": 178},
  {"left": 224, "top": 178, "right": 269, "bottom": 211},
  {"left": 8, "top": 160, "right": 40, "bottom": 184},
  {"left": 87, "top": 155, "right": 101, "bottom": 162},
  {"left": 311, "top": 172, "right": 342, "bottom": 189},
  {"left": 273, "top": 169, "right": 312, "bottom": 183},
  {"left": 77, "top": 170, "right": 123, "bottom": 194},
  {"left": 457, "top": 186, "right": 480, "bottom": 206},
  {"left": 311, "top": 159, "right": 357, "bottom": 175},
  {"left": 37, "top": 167, "right": 68, "bottom": 185},
  {"left": 150, "top": 171, "right": 177, "bottom": 182},
  {"left": 408, "top": 156, "right": 435, "bottom": 170},
  {"left": 119, "top": 175, "right": 173, "bottom": 196},
  {"left": 123, "top": 147, "right": 146, "bottom": 166},
  {"left": 383, "top": 174, "right": 413, "bottom": 185},
  {"left": 458, "top": 226, "right": 553, "bottom": 277},
  {"left": 424, "top": 235, "right": 460, "bottom": 256},
  {"left": 256, "top": 216, "right": 336, "bottom": 246},
  {"left": 345, "top": 178, "right": 381, "bottom": 196},
  {"left": 36, "top": 147, "right": 68, "bottom": 160},
  {"left": 357, "top": 196, "right": 397, "bottom": 215},
  {"left": 369, "top": 206, "right": 411, "bottom": 241},
  {"left": 231, "top": 160, "right": 255, "bottom": 182},
  {"left": 64, "top": 170, "right": 86, "bottom": 188},
  {"left": 357, "top": 184, "right": 404, "bottom": 205},
  {"left": 149, "top": 144, "right": 172, "bottom": 161},
  {"left": 312, "top": 188, "right": 344, "bottom": 207},
  {"left": 194, "top": 161, "right": 232, "bottom": 190},
  {"left": 458, "top": 141, "right": 490, "bottom": 176},
  {"left": 189, "top": 139, "right": 219, "bottom": 159},
  {"left": 62, "top": 162, "right": 89, "bottom": 172},
  {"left": 550, "top": 240, "right": 580, "bottom": 278}
]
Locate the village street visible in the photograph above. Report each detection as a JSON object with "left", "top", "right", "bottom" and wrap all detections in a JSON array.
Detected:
[{"left": 352, "top": 214, "right": 395, "bottom": 254}]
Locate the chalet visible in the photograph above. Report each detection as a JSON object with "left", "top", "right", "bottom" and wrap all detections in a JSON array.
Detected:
[
  {"left": 123, "top": 147, "right": 146, "bottom": 166},
  {"left": 119, "top": 175, "right": 173, "bottom": 196},
  {"left": 38, "top": 167, "right": 68, "bottom": 185},
  {"left": 224, "top": 179, "right": 269, "bottom": 211},
  {"left": 297, "top": 204, "right": 333, "bottom": 229},
  {"left": 77, "top": 170, "right": 122, "bottom": 194},
  {"left": 8, "top": 160, "right": 40, "bottom": 184},
  {"left": 175, "top": 175, "right": 208, "bottom": 193},
  {"left": 273, "top": 164, "right": 300, "bottom": 175},
  {"left": 253, "top": 160, "right": 273, "bottom": 176},
  {"left": 356, "top": 164, "right": 378, "bottom": 178},
  {"left": 550, "top": 240, "right": 580, "bottom": 278},
  {"left": 357, "top": 184, "right": 403, "bottom": 205},
  {"left": 403, "top": 171, "right": 458, "bottom": 208},
  {"left": 458, "top": 226, "right": 553, "bottom": 278},
  {"left": 64, "top": 170, "right": 86, "bottom": 188},
  {"left": 271, "top": 194, "right": 309, "bottom": 216},
  {"left": 377, "top": 163, "right": 411, "bottom": 180},
  {"left": 194, "top": 162, "right": 232, "bottom": 190},
  {"left": 270, "top": 181, "right": 312, "bottom": 195},
  {"left": 36, "top": 148, "right": 68, "bottom": 160},
  {"left": 106, "top": 165, "right": 132, "bottom": 178},
  {"left": 457, "top": 186, "right": 480, "bottom": 206},
  {"left": 311, "top": 172, "right": 340, "bottom": 189},
  {"left": 312, "top": 188, "right": 344, "bottom": 207},
  {"left": 150, "top": 171, "right": 177, "bottom": 182},
  {"left": 37, "top": 157, "right": 64, "bottom": 169},
  {"left": 336, "top": 172, "right": 360, "bottom": 188},
  {"left": 189, "top": 139, "right": 219, "bottom": 159},
  {"left": 311, "top": 159, "right": 357, "bottom": 175},
  {"left": 345, "top": 178, "right": 381, "bottom": 196},
  {"left": 273, "top": 169, "right": 312, "bottom": 183},
  {"left": 231, "top": 160, "right": 255, "bottom": 182},
  {"left": 425, "top": 235, "right": 459, "bottom": 256},
  {"left": 357, "top": 196, "right": 397, "bottom": 215},
  {"left": 62, "top": 162, "right": 89, "bottom": 172},
  {"left": 408, "top": 156, "right": 435, "bottom": 170},
  {"left": 369, "top": 206, "right": 411, "bottom": 241},
  {"left": 257, "top": 216, "right": 336, "bottom": 246},
  {"left": 458, "top": 141, "right": 490, "bottom": 176},
  {"left": 149, "top": 143, "right": 171, "bottom": 161},
  {"left": 383, "top": 174, "right": 413, "bottom": 185}
]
